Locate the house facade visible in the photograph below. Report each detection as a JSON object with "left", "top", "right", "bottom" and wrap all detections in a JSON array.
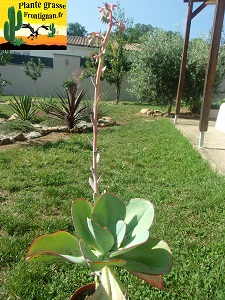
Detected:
[{"left": 0, "top": 36, "right": 136, "bottom": 101}]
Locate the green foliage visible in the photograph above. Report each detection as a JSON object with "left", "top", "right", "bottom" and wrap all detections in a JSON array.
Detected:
[
  {"left": 62, "top": 78, "right": 77, "bottom": 94},
  {"left": 9, "top": 95, "right": 36, "bottom": 121},
  {"left": 0, "top": 119, "right": 34, "bottom": 134},
  {"left": 67, "top": 22, "right": 87, "bottom": 37},
  {"left": 184, "top": 37, "right": 225, "bottom": 113},
  {"left": 12, "top": 37, "right": 25, "bottom": 46},
  {"left": 128, "top": 30, "right": 225, "bottom": 114},
  {"left": 26, "top": 193, "right": 172, "bottom": 297},
  {"left": 83, "top": 39, "right": 130, "bottom": 104},
  {"left": 48, "top": 23, "right": 56, "bottom": 37},
  {"left": 83, "top": 97, "right": 111, "bottom": 121},
  {"left": 128, "top": 28, "right": 183, "bottom": 113},
  {"left": 3, "top": 6, "right": 23, "bottom": 43},
  {"left": 22, "top": 58, "right": 45, "bottom": 97},
  {"left": 0, "top": 76, "right": 11, "bottom": 97},
  {"left": 47, "top": 89, "right": 87, "bottom": 129},
  {"left": 124, "top": 23, "right": 155, "bottom": 43},
  {"left": 0, "top": 51, "right": 12, "bottom": 96},
  {"left": 36, "top": 95, "right": 57, "bottom": 114},
  {"left": 103, "top": 36, "right": 131, "bottom": 103},
  {"left": 0, "top": 50, "right": 12, "bottom": 66}
]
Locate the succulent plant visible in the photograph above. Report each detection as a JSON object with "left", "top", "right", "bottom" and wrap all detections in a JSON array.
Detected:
[
  {"left": 26, "top": 193, "right": 172, "bottom": 299},
  {"left": 4, "top": 6, "right": 23, "bottom": 44}
]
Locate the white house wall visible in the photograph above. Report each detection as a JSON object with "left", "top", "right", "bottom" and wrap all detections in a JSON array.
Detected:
[{"left": 0, "top": 50, "right": 136, "bottom": 101}]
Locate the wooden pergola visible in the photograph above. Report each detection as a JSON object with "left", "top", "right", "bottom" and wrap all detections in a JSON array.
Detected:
[{"left": 175, "top": 0, "right": 225, "bottom": 147}]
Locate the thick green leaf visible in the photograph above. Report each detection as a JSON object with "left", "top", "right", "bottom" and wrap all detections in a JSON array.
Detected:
[
  {"left": 115, "top": 220, "right": 126, "bottom": 248},
  {"left": 110, "top": 229, "right": 149, "bottom": 257},
  {"left": 26, "top": 231, "right": 85, "bottom": 264},
  {"left": 92, "top": 193, "right": 126, "bottom": 230},
  {"left": 90, "top": 259, "right": 126, "bottom": 272},
  {"left": 114, "top": 238, "right": 172, "bottom": 275},
  {"left": 87, "top": 218, "right": 114, "bottom": 254},
  {"left": 125, "top": 198, "right": 154, "bottom": 237},
  {"left": 80, "top": 239, "right": 99, "bottom": 262},
  {"left": 72, "top": 199, "right": 100, "bottom": 250}
]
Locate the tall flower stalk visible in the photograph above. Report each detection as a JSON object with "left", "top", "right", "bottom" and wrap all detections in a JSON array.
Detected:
[{"left": 89, "top": 3, "right": 123, "bottom": 196}]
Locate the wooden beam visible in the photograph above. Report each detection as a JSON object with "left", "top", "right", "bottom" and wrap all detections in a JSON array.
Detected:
[
  {"left": 199, "top": 0, "right": 225, "bottom": 132},
  {"left": 192, "top": 2, "right": 207, "bottom": 19},
  {"left": 175, "top": 0, "right": 194, "bottom": 116}
]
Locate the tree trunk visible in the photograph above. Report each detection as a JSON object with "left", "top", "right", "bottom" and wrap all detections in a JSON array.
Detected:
[
  {"left": 34, "top": 80, "right": 37, "bottom": 99},
  {"left": 167, "top": 99, "right": 173, "bottom": 115},
  {"left": 116, "top": 85, "right": 121, "bottom": 104}
]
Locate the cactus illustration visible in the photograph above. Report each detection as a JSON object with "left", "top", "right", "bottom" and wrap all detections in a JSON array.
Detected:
[
  {"left": 4, "top": 6, "right": 23, "bottom": 43},
  {"left": 48, "top": 23, "right": 56, "bottom": 37}
]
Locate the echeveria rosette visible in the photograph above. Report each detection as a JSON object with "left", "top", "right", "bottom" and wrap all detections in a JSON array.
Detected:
[{"left": 26, "top": 193, "right": 172, "bottom": 294}]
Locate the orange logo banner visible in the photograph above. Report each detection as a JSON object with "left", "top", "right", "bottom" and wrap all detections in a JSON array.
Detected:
[{"left": 0, "top": 0, "right": 67, "bottom": 50}]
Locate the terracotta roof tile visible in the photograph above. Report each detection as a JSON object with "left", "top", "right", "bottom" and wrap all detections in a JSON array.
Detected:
[{"left": 67, "top": 36, "right": 140, "bottom": 51}]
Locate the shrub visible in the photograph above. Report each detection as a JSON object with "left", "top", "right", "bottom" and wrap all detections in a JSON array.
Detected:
[
  {"left": 47, "top": 89, "right": 87, "bottom": 129},
  {"left": 9, "top": 95, "right": 36, "bottom": 121}
]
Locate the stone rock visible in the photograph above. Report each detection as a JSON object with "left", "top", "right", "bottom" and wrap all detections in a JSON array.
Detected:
[
  {"left": 98, "top": 116, "right": 116, "bottom": 127},
  {"left": 58, "top": 126, "right": 69, "bottom": 132},
  {"left": 33, "top": 124, "right": 42, "bottom": 129},
  {"left": 146, "top": 110, "right": 154, "bottom": 116},
  {"left": 8, "top": 114, "right": 19, "bottom": 120},
  {"left": 76, "top": 121, "right": 93, "bottom": 133},
  {"left": 153, "top": 112, "right": 164, "bottom": 117},
  {"left": 0, "top": 137, "right": 11, "bottom": 145},
  {"left": 25, "top": 131, "right": 42, "bottom": 139},
  {"left": 13, "top": 133, "right": 26, "bottom": 141},
  {"left": 140, "top": 109, "right": 149, "bottom": 114},
  {"left": 10, "top": 138, "right": 16, "bottom": 144}
]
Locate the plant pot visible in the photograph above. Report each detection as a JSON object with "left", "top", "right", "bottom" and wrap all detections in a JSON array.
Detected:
[{"left": 70, "top": 283, "right": 95, "bottom": 300}]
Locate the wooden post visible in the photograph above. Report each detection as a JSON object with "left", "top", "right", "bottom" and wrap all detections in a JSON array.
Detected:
[
  {"left": 199, "top": 0, "right": 225, "bottom": 133},
  {"left": 174, "top": 0, "right": 193, "bottom": 123}
]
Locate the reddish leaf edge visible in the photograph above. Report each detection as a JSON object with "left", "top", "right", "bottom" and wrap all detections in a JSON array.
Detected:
[{"left": 131, "top": 272, "right": 164, "bottom": 290}]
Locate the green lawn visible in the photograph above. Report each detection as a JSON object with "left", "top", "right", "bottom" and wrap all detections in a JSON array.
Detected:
[{"left": 0, "top": 103, "right": 225, "bottom": 299}]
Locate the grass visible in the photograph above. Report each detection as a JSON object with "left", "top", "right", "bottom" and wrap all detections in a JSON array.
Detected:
[{"left": 0, "top": 102, "right": 225, "bottom": 299}]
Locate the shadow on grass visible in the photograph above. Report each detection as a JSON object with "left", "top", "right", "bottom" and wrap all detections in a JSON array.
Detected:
[
  {"left": 26, "top": 136, "right": 92, "bottom": 152},
  {"left": 0, "top": 112, "right": 9, "bottom": 119}
]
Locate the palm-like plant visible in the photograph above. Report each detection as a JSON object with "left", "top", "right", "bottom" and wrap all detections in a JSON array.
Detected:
[
  {"left": 48, "top": 89, "right": 87, "bottom": 130},
  {"left": 9, "top": 95, "right": 36, "bottom": 121}
]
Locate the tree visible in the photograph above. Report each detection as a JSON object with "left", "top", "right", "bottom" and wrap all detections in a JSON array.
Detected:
[
  {"left": 22, "top": 58, "right": 45, "bottom": 98},
  {"left": 124, "top": 23, "right": 155, "bottom": 43},
  {"left": 184, "top": 37, "right": 225, "bottom": 113},
  {"left": 0, "top": 50, "right": 12, "bottom": 66},
  {"left": 67, "top": 22, "right": 87, "bottom": 37},
  {"left": 128, "top": 28, "right": 225, "bottom": 114},
  {"left": 0, "top": 51, "right": 12, "bottom": 96},
  {"left": 128, "top": 28, "right": 183, "bottom": 113},
  {"left": 103, "top": 36, "right": 131, "bottom": 103}
]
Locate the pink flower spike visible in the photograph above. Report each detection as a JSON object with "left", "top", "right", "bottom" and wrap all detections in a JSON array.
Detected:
[
  {"left": 110, "top": 4, "right": 117, "bottom": 10},
  {"left": 119, "top": 21, "right": 126, "bottom": 32},
  {"left": 93, "top": 54, "right": 99, "bottom": 59}
]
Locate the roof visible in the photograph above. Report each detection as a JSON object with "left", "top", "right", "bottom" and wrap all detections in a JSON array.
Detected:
[{"left": 67, "top": 36, "right": 140, "bottom": 51}]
